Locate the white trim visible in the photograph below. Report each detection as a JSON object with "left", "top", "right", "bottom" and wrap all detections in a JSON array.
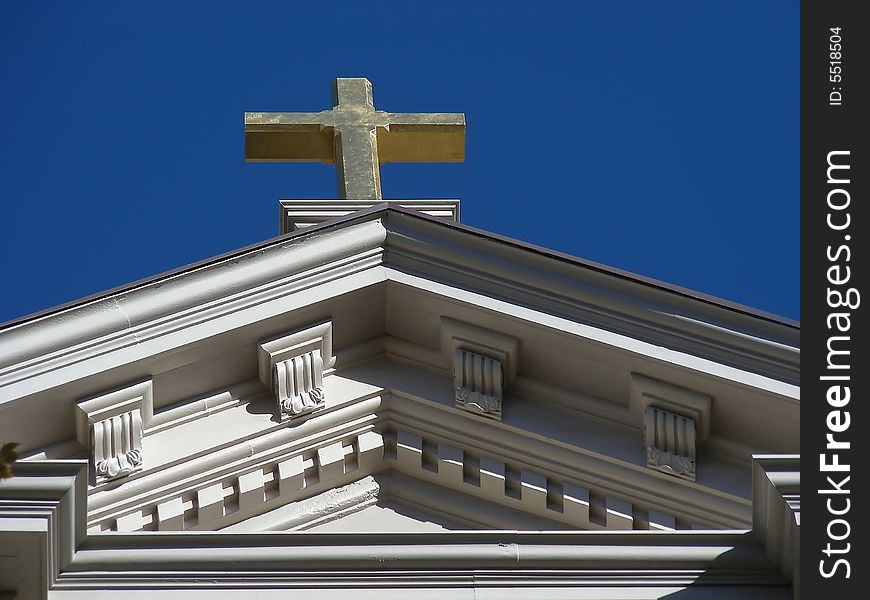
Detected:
[
  {"left": 752, "top": 454, "right": 800, "bottom": 594},
  {"left": 279, "top": 199, "right": 459, "bottom": 233},
  {"left": 1, "top": 210, "right": 799, "bottom": 405},
  {"left": 387, "top": 268, "right": 799, "bottom": 400},
  {"left": 0, "top": 220, "right": 388, "bottom": 401},
  {"left": 82, "top": 377, "right": 754, "bottom": 533},
  {"left": 0, "top": 453, "right": 798, "bottom": 598}
]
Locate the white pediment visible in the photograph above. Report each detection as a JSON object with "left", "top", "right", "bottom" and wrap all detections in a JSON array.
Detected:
[
  {"left": 75, "top": 353, "right": 762, "bottom": 536},
  {"left": 1, "top": 209, "right": 799, "bottom": 536},
  {"left": 1, "top": 207, "right": 800, "bottom": 598}
]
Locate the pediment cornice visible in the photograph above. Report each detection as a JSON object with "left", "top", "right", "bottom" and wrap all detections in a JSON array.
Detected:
[
  {"left": 0, "top": 202, "right": 802, "bottom": 597},
  {"left": 1, "top": 457, "right": 798, "bottom": 598},
  {"left": 0, "top": 207, "right": 798, "bottom": 408}
]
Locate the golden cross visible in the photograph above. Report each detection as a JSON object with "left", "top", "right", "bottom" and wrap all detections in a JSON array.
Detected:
[{"left": 245, "top": 78, "right": 465, "bottom": 200}]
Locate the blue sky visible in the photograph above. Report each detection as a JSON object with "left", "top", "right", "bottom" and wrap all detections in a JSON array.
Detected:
[{"left": 0, "top": 1, "right": 799, "bottom": 323}]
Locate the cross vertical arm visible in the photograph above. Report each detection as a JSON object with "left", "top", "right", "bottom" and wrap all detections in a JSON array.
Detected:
[{"left": 335, "top": 125, "right": 381, "bottom": 200}]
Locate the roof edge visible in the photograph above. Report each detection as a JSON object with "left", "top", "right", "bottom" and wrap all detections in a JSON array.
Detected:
[
  {"left": 1, "top": 205, "right": 797, "bottom": 331},
  {"left": 0, "top": 206, "right": 798, "bottom": 392}
]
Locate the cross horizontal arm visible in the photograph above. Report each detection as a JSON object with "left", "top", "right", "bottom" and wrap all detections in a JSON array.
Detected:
[
  {"left": 245, "top": 112, "right": 326, "bottom": 126},
  {"left": 243, "top": 78, "right": 465, "bottom": 197},
  {"left": 245, "top": 111, "right": 464, "bottom": 131},
  {"left": 379, "top": 113, "right": 465, "bottom": 163},
  {"left": 245, "top": 111, "right": 465, "bottom": 164},
  {"left": 385, "top": 112, "right": 466, "bottom": 127},
  {"left": 245, "top": 112, "right": 334, "bottom": 162}
]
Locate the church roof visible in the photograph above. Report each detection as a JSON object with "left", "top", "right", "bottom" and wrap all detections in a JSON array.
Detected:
[
  {"left": 0, "top": 205, "right": 798, "bottom": 393},
  {"left": 0, "top": 203, "right": 800, "bottom": 598},
  {"left": 2, "top": 203, "right": 799, "bottom": 331}
]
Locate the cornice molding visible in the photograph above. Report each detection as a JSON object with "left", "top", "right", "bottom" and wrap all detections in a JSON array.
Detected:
[
  {"left": 69, "top": 530, "right": 777, "bottom": 576},
  {"left": 0, "top": 460, "right": 88, "bottom": 599},
  {"left": 0, "top": 454, "right": 798, "bottom": 598},
  {"left": 1, "top": 208, "right": 798, "bottom": 408},
  {"left": 387, "top": 268, "right": 798, "bottom": 401},
  {"left": 382, "top": 210, "right": 799, "bottom": 385},
  {"left": 0, "top": 219, "right": 387, "bottom": 402}
]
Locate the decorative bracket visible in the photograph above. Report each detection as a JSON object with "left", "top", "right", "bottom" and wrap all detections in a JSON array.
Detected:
[
  {"left": 75, "top": 380, "right": 152, "bottom": 484},
  {"left": 274, "top": 350, "right": 324, "bottom": 416},
  {"left": 630, "top": 374, "right": 711, "bottom": 482},
  {"left": 258, "top": 321, "right": 334, "bottom": 420},
  {"left": 441, "top": 317, "right": 519, "bottom": 421},
  {"left": 644, "top": 406, "right": 696, "bottom": 480},
  {"left": 454, "top": 349, "right": 503, "bottom": 418}
]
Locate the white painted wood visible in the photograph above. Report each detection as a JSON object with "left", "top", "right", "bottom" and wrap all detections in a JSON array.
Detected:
[
  {"left": 156, "top": 497, "right": 185, "bottom": 531},
  {"left": 197, "top": 483, "right": 225, "bottom": 526},
  {"left": 0, "top": 208, "right": 800, "bottom": 599},
  {"left": 238, "top": 470, "right": 265, "bottom": 510},
  {"left": 279, "top": 199, "right": 459, "bottom": 233},
  {"left": 605, "top": 496, "right": 634, "bottom": 530},
  {"left": 563, "top": 482, "right": 590, "bottom": 528}
]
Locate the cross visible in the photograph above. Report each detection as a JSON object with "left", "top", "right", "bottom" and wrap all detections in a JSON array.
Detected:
[{"left": 244, "top": 78, "right": 465, "bottom": 200}]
